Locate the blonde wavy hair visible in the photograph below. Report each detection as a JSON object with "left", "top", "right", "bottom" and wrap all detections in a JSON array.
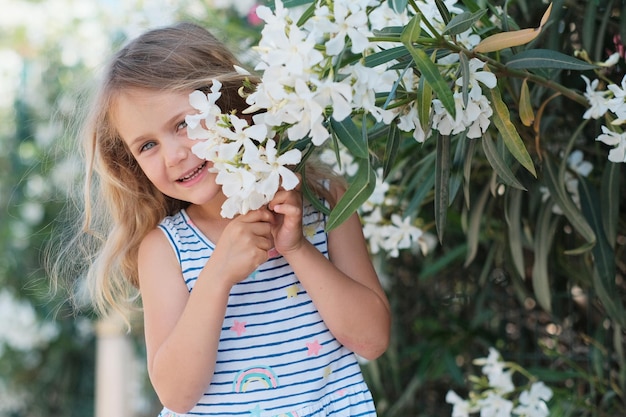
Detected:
[{"left": 51, "top": 22, "right": 341, "bottom": 319}]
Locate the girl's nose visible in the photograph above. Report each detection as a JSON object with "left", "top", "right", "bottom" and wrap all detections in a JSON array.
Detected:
[{"left": 163, "top": 139, "right": 189, "bottom": 167}]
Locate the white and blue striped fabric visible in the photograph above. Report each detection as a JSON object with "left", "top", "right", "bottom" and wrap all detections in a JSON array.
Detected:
[{"left": 156, "top": 205, "right": 377, "bottom": 417}]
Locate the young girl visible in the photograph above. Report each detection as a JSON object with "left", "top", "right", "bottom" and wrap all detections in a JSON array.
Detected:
[{"left": 68, "top": 22, "right": 390, "bottom": 416}]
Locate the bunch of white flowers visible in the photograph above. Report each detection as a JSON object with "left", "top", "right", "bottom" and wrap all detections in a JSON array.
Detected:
[
  {"left": 446, "top": 348, "right": 553, "bottom": 417},
  {"left": 187, "top": 80, "right": 302, "bottom": 218},
  {"left": 582, "top": 73, "right": 626, "bottom": 163},
  {"left": 187, "top": 0, "right": 498, "bottom": 218}
]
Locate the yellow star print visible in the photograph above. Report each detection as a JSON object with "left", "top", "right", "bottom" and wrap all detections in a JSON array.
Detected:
[{"left": 286, "top": 284, "right": 299, "bottom": 298}]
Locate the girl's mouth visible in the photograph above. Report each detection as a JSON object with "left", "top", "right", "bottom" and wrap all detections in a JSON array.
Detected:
[{"left": 177, "top": 162, "right": 207, "bottom": 182}]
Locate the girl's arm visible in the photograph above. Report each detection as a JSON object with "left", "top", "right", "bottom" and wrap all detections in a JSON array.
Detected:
[
  {"left": 270, "top": 184, "right": 391, "bottom": 360},
  {"left": 138, "top": 209, "right": 274, "bottom": 413}
]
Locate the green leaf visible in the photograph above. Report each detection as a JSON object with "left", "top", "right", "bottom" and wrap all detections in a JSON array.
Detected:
[
  {"left": 364, "top": 46, "right": 410, "bottom": 68},
  {"left": 443, "top": 9, "right": 487, "bottom": 35},
  {"left": 295, "top": 1, "right": 317, "bottom": 27},
  {"left": 601, "top": 161, "right": 620, "bottom": 247},
  {"left": 326, "top": 159, "right": 376, "bottom": 231},
  {"left": 532, "top": 202, "right": 557, "bottom": 313},
  {"left": 506, "top": 188, "right": 526, "bottom": 278},
  {"left": 383, "top": 123, "right": 401, "bottom": 179},
  {"left": 434, "top": 134, "right": 451, "bottom": 242},
  {"left": 401, "top": 15, "right": 455, "bottom": 118},
  {"left": 400, "top": 14, "right": 422, "bottom": 44},
  {"left": 434, "top": 0, "right": 451, "bottom": 24},
  {"left": 301, "top": 166, "right": 331, "bottom": 216},
  {"left": 404, "top": 163, "right": 436, "bottom": 215},
  {"left": 489, "top": 86, "right": 537, "bottom": 177},
  {"left": 416, "top": 76, "right": 433, "bottom": 129},
  {"left": 281, "top": 0, "right": 314, "bottom": 8},
  {"left": 388, "top": 0, "right": 408, "bottom": 14},
  {"left": 506, "top": 49, "right": 599, "bottom": 70},
  {"left": 519, "top": 79, "right": 535, "bottom": 126},
  {"left": 578, "top": 177, "right": 624, "bottom": 327},
  {"left": 465, "top": 183, "right": 490, "bottom": 267},
  {"left": 449, "top": 134, "right": 467, "bottom": 205},
  {"left": 481, "top": 132, "right": 527, "bottom": 190},
  {"left": 542, "top": 155, "right": 596, "bottom": 246},
  {"left": 403, "top": 48, "right": 455, "bottom": 118},
  {"left": 459, "top": 52, "right": 470, "bottom": 107},
  {"left": 330, "top": 117, "right": 368, "bottom": 159}
]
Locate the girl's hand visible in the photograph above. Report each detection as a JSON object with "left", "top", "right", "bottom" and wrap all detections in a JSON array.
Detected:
[
  {"left": 211, "top": 208, "right": 274, "bottom": 286},
  {"left": 268, "top": 186, "right": 304, "bottom": 256}
]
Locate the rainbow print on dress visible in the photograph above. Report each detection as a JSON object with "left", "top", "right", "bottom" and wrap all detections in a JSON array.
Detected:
[{"left": 232, "top": 365, "right": 279, "bottom": 392}]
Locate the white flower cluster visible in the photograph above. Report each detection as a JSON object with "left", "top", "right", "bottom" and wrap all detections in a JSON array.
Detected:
[
  {"left": 446, "top": 347, "right": 553, "bottom": 417},
  {"left": 188, "top": 0, "right": 494, "bottom": 217},
  {"left": 320, "top": 148, "right": 428, "bottom": 257},
  {"left": 582, "top": 72, "right": 626, "bottom": 163},
  {"left": 0, "top": 289, "right": 59, "bottom": 357},
  {"left": 187, "top": 80, "right": 301, "bottom": 218}
]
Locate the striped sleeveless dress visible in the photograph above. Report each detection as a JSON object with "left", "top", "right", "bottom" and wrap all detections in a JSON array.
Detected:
[{"left": 156, "top": 204, "right": 377, "bottom": 417}]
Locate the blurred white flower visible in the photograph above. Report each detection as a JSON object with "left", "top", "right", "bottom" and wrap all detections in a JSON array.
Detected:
[
  {"left": 540, "top": 150, "right": 594, "bottom": 214},
  {"left": 478, "top": 392, "right": 514, "bottom": 417},
  {"left": 320, "top": 147, "right": 359, "bottom": 177},
  {"left": 446, "top": 390, "right": 478, "bottom": 417},
  {"left": 513, "top": 381, "right": 553, "bottom": 417},
  {"left": 0, "top": 290, "right": 59, "bottom": 355}
]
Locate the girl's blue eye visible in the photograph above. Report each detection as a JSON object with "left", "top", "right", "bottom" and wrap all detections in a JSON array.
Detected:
[{"left": 140, "top": 141, "right": 156, "bottom": 152}]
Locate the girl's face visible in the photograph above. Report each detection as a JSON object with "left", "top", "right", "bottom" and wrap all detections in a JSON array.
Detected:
[{"left": 113, "top": 88, "right": 223, "bottom": 209}]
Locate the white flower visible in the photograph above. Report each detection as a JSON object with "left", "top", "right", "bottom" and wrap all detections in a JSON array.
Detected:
[
  {"left": 487, "top": 368, "right": 515, "bottom": 395},
  {"left": 602, "top": 52, "right": 621, "bottom": 67},
  {"left": 455, "top": 58, "right": 497, "bottom": 99},
  {"left": 446, "top": 390, "right": 478, "bottom": 417},
  {"left": 607, "top": 74, "right": 626, "bottom": 120},
  {"left": 513, "top": 381, "right": 553, "bottom": 417},
  {"left": 285, "top": 78, "right": 329, "bottom": 145},
  {"left": 243, "top": 139, "right": 302, "bottom": 195},
  {"left": 397, "top": 102, "right": 430, "bottom": 143},
  {"left": 341, "top": 62, "right": 396, "bottom": 124},
  {"left": 186, "top": 80, "right": 223, "bottom": 139},
  {"left": 581, "top": 75, "right": 611, "bottom": 119},
  {"left": 432, "top": 92, "right": 492, "bottom": 138},
  {"left": 477, "top": 392, "right": 514, "bottom": 417},
  {"left": 311, "top": 77, "right": 353, "bottom": 122},
  {"left": 596, "top": 125, "right": 626, "bottom": 163},
  {"left": 321, "top": 0, "right": 372, "bottom": 56},
  {"left": 474, "top": 347, "right": 506, "bottom": 376},
  {"left": 567, "top": 150, "right": 593, "bottom": 177},
  {"left": 320, "top": 146, "right": 359, "bottom": 177},
  {"left": 384, "top": 214, "right": 424, "bottom": 257},
  {"left": 362, "top": 207, "right": 387, "bottom": 254}
]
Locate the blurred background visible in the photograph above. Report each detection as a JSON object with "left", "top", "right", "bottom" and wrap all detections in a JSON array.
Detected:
[{"left": 1, "top": 0, "right": 625, "bottom": 416}]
